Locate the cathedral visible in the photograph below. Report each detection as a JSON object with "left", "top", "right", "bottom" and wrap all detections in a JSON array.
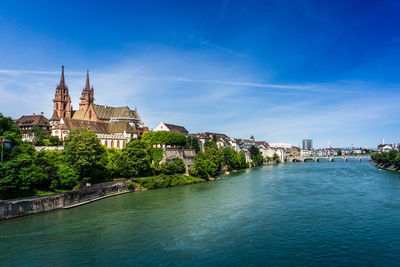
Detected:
[{"left": 50, "top": 66, "right": 148, "bottom": 149}]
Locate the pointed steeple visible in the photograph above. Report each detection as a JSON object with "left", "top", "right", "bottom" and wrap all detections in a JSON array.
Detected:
[
  {"left": 79, "top": 69, "right": 95, "bottom": 111},
  {"left": 85, "top": 70, "right": 90, "bottom": 91},
  {"left": 59, "top": 65, "right": 65, "bottom": 86},
  {"left": 52, "top": 65, "right": 72, "bottom": 121}
]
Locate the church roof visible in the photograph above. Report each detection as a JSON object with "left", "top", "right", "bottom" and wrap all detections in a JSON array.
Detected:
[
  {"left": 92, "top": 104, "right": 139, "bottom": 120},
  {"left": 71, "top": 110, "right": 86, "bottom": 120},
  {"left": 50, "top": 111, "right": 59, "bottom": 121},
  {"left": 54, "top": 118, "right": 137, "bottom": 134},
  {"left": 54, "top": 118, "right": 109, "bottom": 133},
  {"left": 108, "top": 122, "right": 136, "bottom": 133}
]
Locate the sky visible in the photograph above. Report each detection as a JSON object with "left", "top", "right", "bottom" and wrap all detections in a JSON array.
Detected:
[{"left": 0, "top": 0, "right": 400, "bottom": 148}]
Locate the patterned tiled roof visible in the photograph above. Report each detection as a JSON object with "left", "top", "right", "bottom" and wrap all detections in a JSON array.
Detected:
[
  {"left": 16, "top": 115, "right": 50, "bottom": 127},
  {"left": 53, "top": 118, "right": 109, "bottom": 133},
  {"left": 92, "top": 104, "right": 138, "bottom": 120},
  {"left": 54, "top": 119, "right": 137, "bottom": 134},
  {"left": 71, "top": 110, "right": 86, "bottom": 120}
]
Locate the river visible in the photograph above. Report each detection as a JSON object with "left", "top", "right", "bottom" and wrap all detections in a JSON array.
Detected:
[{"left": 1, "top": 161, "right": 400, "bottom": 266}]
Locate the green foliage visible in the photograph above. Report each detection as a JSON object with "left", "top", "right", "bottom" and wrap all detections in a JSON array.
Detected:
[
  {"left": 0, "top": 113, "right": 21, "bottom": 145},
  {"left": 204, "top": 140, "right": 218, "bottom": 150},
  {"left": 372, "top": 150, "right": 400, "bottom": 168},
  {"left": 57, "top": 165, "right": 79, "bottom": 189},
  {"left": 235, "top": 151, "right": 247, "bottom": 169},
  {"left": 158, "top": 157, "right": 186, "bottom": 175},
  {"left": 273, "top": 153, "right": 280, "bottom": 162},
  {"left": 29, "top": 125, "right": 50, "bottom": 146},
  {"left": 63, "top": 128, "right": 108, "bottom": 181},
  {"left": 148, "top": 147, "right": 165, "bottom": 166},
  {"left": 173, "top": 157, "right": 186, "bottom": 174},
  {"left": 134, "top": 174, "right": 203, "bottom": 190},
  {"left": 122, "top": 139, "right": 152, "bottom": 178},
  {"left": 249, "top": 146, "right": 264, "bottom": 166},
  {"left": 185, "top": 136, "right": 200, "bottom": 152},
  {"left": 337, "top": 150, "right": 343, "bottom": 156},
  {"left": 221, "top": 146, "right": 236, "bottom": 171},
  {"left": 142, "top": 131, "right": 187, "bottom": 147},
  {"left": 49, "top": 136, "right": 60, "bottom": 146},
  {"left": 126, "top": 182, "right": 135, "bottom": 190},
  {"left": 189, "top": 152, "right": 218, "bottom": 179}
]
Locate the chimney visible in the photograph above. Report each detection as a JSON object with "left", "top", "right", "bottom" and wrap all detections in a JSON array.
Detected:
[{"left": 382, "top": 137, "right": 385, "bottom": 145}]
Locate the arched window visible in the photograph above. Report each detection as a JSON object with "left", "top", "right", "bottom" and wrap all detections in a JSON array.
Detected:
[{"left": 89, "top": 110, "right": 92, "bottom": 119}]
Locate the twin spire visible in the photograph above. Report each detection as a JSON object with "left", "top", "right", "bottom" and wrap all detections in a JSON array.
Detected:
[{"left": 56, "top": 65, "right": 95, "bottom": 111}]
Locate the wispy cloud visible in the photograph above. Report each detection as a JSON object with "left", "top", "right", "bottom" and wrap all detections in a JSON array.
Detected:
[
  {"left": 199, "top": 40, "right": 251, "bottom": 59},
  {"left": 1, "top": 50, "right": 399, "bottom": 148}
]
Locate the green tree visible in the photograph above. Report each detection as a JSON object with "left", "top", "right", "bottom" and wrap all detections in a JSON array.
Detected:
[
  {"left": 189, "top": 153, "right": 217, "bottom": 180},
  {"left": 249, "top": 146, "right": 264, "bottom": 166},
  {"left": 204, "top": 140, "right": 218, "bottom": 150},
  {"left": 29, "top": 125, "right": 50, "bottom": 146},
  {"left": 173, "top": 157, "right": 186, "bottom": 174},
  {"left": 49, "top": 135, "right": 60, "bottom": 146},
  {"left": 0, "top": 152, "right": 36, "bottom": 199},
  {"left": 273, "top": 153, "right": 280, "bottom": 162},
  {"left": 0, "top": 113, "right": 21, "bottom": 145},
  {"left": 122, "top": 139, "right": 152, "bottom": 178},
  {"left": 142, "top": 131, "right": 187, "bottom": 147},
  {"left": 57, "top": 164, "right": 79, "bottom": 189},
  {"left": 63, "top": 128, "right": 108, "bottom": 181},
  {"left": 221, "top": 146, "right": 236, "bottom": 171},
  {"left": 235, "top": 151, "right": 247, "bottom": 169},
  {"left": 337, "top": 150, "right": 342, "bottom": 156},
  {"left": 185, "top": 136, "right": 200, "bottom": 152},
  {"left": 34, "top": 150, "right": 63, "bottom": 189}
]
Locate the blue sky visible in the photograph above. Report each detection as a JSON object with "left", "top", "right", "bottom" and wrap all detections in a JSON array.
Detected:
[{"left": 1, "top": 0, "right": 400, "bottom": 148}]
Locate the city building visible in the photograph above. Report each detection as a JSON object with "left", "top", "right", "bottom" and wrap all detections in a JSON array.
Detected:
[
  {"left": 302, "top": 139, "right": 313, "bottom": 150},
  {"left": 15, "top": 113, "right": 51, "bottom": 141},
  {"left": 154, "top": 122, "right": 189, "bottom": 136}
]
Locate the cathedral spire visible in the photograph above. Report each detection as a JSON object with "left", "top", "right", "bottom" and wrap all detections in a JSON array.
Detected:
[
  {"left": 79, "top": 69, "right": 94, "bottom": 111},
  {"left": 85, "top": 70, "right": 90, "bottom": 91},
  {"left": 52, "top": 65, "right": 72, "bottom": 122},
  {"left": 59, "top": 65, "right": 65, "bottom": 86}
]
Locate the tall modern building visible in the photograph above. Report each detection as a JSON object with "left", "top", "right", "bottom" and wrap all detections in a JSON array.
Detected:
[{"left": 302, "top": 139, "right": 313, "bottom": 150}]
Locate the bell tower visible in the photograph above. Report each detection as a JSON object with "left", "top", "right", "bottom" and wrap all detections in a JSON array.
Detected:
[
  {"left": 79, "top": 70, "right": 95, "bottom": 110},
  {"left": 51, "top": 65, "right": 72, "bottom": 121}
]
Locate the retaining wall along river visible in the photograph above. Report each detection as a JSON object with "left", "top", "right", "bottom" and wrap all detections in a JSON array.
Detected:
[{"left": 0, "top": 180, "right": 131, "bottom": 221}]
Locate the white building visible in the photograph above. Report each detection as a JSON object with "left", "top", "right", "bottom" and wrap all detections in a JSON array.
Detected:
[{"left": 154, "top": 122, "right": 189, "bottom": 136}]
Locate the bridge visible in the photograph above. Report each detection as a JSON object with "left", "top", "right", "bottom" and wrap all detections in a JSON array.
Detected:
[{"left": 287, "top": 155, "right": 371, "bottom": 162}]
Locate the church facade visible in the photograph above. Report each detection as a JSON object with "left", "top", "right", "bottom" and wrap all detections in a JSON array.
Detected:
[{"left": 50, "top": 66, "right": 148, "bottom": 148}]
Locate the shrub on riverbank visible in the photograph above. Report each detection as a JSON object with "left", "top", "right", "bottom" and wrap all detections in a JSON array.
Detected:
[
  {"left": 371, "top": 151, "right": 400, "bottom": 168},
  {"left": 133, "top": 174, "right": 204, "bottom": 190}
]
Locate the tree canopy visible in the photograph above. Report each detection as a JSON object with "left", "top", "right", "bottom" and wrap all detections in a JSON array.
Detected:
[
  {"left": 0, "top": 113, "right": 21, "bottom": 144},
  {"left": 142, "top": 131, "right": 187, "bottom": 147}
]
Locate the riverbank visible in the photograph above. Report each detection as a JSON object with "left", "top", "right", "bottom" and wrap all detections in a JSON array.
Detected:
[
  {"left": 370, "top": 160, "right": 400, "bottom": 173},
  {"left": 0, "top": 163, "right": 278, "bottom": 221},
  {"left": 0, "top": 180, "right": 132, "bottom": 221}
]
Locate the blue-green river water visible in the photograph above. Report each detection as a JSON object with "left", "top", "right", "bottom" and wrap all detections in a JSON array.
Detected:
[{"left": 1, "top": 161, "right": 400, "bottom": 266}]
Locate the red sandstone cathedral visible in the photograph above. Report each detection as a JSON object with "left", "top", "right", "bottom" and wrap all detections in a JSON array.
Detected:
[{"left": 49, "top": 66, "right": 148, "bottom": 148}]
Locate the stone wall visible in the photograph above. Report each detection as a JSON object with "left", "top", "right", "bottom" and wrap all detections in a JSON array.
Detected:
[
  {"left": 162, "top": 148, "right": 196, "bottom": 172},
  {"left": 0, "top": 180, "right": 131, "bottom": 221}
]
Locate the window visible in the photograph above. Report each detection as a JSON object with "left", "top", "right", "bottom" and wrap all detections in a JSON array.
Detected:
[{"left": 89, "top": 110, "right": 92, "bottom": 119}]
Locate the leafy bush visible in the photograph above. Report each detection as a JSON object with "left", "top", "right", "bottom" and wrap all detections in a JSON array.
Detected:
[
  {"left": 134, "top": 174, "right": 203, "bottom": 190},
  {"left": 142, "top": 131, "right": 187, "bottom": 147},
  {"left": 57, "top": 165, "right": 79, "bottom": 189}
]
